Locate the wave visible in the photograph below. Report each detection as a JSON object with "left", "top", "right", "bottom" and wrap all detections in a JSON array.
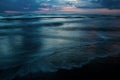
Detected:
[
  {"left": 0, "top": 13, "right": 120, "bottom": 21},
  {"left": 57, "top": 27, "right": 120, "bottom": 31},
  {"left": 1, "top": 40, "right": 120, "bottom": 80},
  {"left": 0, "top": 13, "right": 120, "bottom": 80}
]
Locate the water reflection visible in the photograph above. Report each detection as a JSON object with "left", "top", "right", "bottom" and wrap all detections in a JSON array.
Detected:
[{"left": 0, "top": 14, "right": 120, "bottom": 79}]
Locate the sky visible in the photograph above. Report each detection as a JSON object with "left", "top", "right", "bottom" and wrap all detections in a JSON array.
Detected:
[{"left": 0, "top": 0, "right": 120, "bottom": 13}]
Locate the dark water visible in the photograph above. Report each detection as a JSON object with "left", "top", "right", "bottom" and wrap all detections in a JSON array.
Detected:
[{"left": 0, "top": 13, "right": 120, "bottom": 80}]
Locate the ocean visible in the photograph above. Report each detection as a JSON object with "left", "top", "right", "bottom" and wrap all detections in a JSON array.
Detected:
[{"left": 0, "top": 13, "right": 120, "bottom": 80}]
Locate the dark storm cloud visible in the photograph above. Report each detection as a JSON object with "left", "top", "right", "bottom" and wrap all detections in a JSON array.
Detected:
[
  {"left": 99, "top": 0, "right": 120, "bottom": 9},
  {"left": 76, "top": 0, "right": 120, "bottom": 9},
  {"left": 0, "top": 0, "right": 39, "bottom": 11},
  {"left": 0, "top": 0, "right": 120, "bottom": 12}
]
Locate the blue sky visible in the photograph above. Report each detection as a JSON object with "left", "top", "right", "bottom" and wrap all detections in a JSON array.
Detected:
[{"left": 0, "top": 0, "right": 120, "bottom": 13}]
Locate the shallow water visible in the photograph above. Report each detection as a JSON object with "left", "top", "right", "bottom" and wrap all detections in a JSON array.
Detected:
[{"left": 0, "top": 13, "right": 120, "bottom": 80}]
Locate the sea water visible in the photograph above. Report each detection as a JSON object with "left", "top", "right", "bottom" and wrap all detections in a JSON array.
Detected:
[{"left": 0, "top": 13, "right": 120, "bottom": 80}]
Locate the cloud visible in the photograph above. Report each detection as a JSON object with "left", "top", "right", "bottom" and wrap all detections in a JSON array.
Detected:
[
  {"left": 74, "top": 0, "right": 120, "bottom": 9},
  {"left": 0, "top": 0, "right": 120, "bottom": 12},
  {"left": 99, "top": 0, "right": 120, "bottom": 9}
]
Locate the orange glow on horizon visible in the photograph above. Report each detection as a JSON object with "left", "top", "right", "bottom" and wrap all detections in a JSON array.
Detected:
[
  {"left": 60, "top": 6, "right": 78, "bottom": 11},
  {"left": 4, "top": 10, "right": 19, "bottom": 13},
  {"left": 60, "top": 6, "right": 120, "bottom": 13},
  {"left": 38, "top": 8, "right": 53, "bottom": 11}
]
